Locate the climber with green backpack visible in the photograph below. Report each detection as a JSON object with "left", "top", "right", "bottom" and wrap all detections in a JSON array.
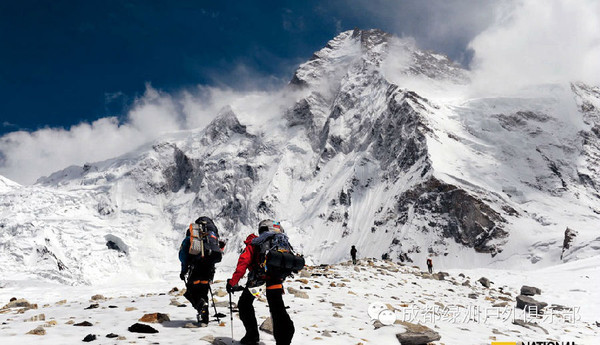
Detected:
[
  {"left": 179, "top": 216, "right": 225, "bottom": 326},
  {"left": 226, "top": 219, "right": 304, "bottom": 345}
]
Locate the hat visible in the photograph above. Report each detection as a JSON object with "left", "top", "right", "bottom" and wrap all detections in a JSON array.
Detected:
[{"left": 258, "top": 219, "right": 283, "bottom": 234}]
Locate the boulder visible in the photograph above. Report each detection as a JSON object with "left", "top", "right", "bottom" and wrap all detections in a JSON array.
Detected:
[
  {"left": 106, "top": 333, "right": 119, "bottom": 338},
  {"left": 520, "top": 285, "right": 542, "bottom": 296},
  {"left": 83, "top": 334, "right": 97, "bottom": 342},
  {"left": 74, "top": 321, "right": 93, "bottom": 326},
  {"left": 84, "top": 304, "right": 99, "bottom": 310},
  {"left": 138, "top": 313, "right": 170, "bottom": 323},
  {"left": 287, "top": 287, "right": 309, "bottom": 299},
  {"left": 90, "top": 295, "right": 105, "bottom": 301},
  {"left": 516, "top": 295, "right": 547, "bottom": 313},
  {"left": 25, "top": 313, "right": 45, "bottom": 322},
  {"left": 395, "top": 321, "right": 441, "bottom": 345},
  {"left": 26, "top": 326, "right": 46, "bottom": 335},
  {"left": 478, "top": 277, "right": 491, "bottom": 288},
  {"left": 260, "top": 317, "right": 273, "bottom": 334},
  {"left": 2, "top": 298, "right": 36, "bottom": 310},
  {"left": 128, "top": 323, "right": 158, "bottom": 333}
]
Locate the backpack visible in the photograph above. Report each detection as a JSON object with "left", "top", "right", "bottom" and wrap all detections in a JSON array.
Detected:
[
  {"left": 251, "top": 231, "right": 305, "bottom": 284},
  {"left": 189, "top": 216, "right": 222, "bottom": 264}
]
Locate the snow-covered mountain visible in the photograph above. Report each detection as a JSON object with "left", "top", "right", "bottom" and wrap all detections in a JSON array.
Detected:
[{"left": 1, "top": 29, "right": 599, "bottom": 285}]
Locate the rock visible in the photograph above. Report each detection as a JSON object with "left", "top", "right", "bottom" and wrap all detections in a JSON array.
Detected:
[
  {"left": 493, "top": 302, "right": 508, "bottom": 307},
  {"left": 215, "top": 289, "right": 228, "bottom": 298},
  {"left": 183, "top": 322, "right": 199, "bottom": 328},
  {"left": 478, "top": 277, "right": 491, "bottom": 288},
  {"left": 354, "top": 267, "right": 360, "bottom": 272},
  {"left": 395, "top": 321, "right": 441, "bottom": 345},
  {"left": 83, "top": 334, "right": 97, "bottom": 342},
  {"left": 117, "top": 336, "right": 126, "bottom": 340},
  {"left": 85, "top": 304, "right": 99, "bottom": 310},
  {"left": 260, "top": 317, "right": 273, "bottom": 334},
  {"left": 520, "top": 285, "right": 542, "bottom": 296},
  {"left": 139, "top": 313, "right": 170, "bottom": 323},
  {"left": 333, "top": 312, "right": 343, "bottom": 318},
  {"left": 74, "top": 321, "right": 93, "bottom": 326},
  {"left": 200, "top": 335, "right": 214, "bottom": 343},
  {"left": 66, "top": 320, "right": 75, "bottom": 325},
  {"left": 26, "top": 326, "right": 46, "bottom": 335},
  {"left": 25, "top": 313, "right": 45, "bottom": 322},
  {"left": 128, "top": 323, "right": 159, "bottom": 333},
  {"left": 2, "top": 298, "right": 36, "bottom": 310},
  {"left": 44, "top": 320, "right": 58, "bottom": 327},
  {"left": 322, "top": 330, "right": 332, "bottom": 337},
  {"left": 125, "top": 307, "right": 137, "bottom": 311},
  {"left": 516, "top": 295, "right": 547, "bottom": 313},
  {"left": 300, "top": 270, "right": 311, "bottom": 278},
  {"left": 462, "top": 280, "right": 470, "bottom": 286},
  {"left": 331, "top": 302, "right": 345, "bottom": 308},
  {"left": 169, "top": 298, "right": 183, "bottom": 306},
  {"left": 431, "top": 272, "right": 446, "bottom": 280},
  {"left": 287, "top": 287, "right": 309, "bottom": 299},
  {"left": 468, "top": 293, "right": 478, "bottom": 299},
  {"left": 108, "top": 305, "right": 118, "bottom": 308},
  {"left": 458, "top": 273, "right": 465, "bottom": 278},
  {"left": 512, "top": 319, "right": 548, "bottom": 334},
  {"left": 55, "top": 299, "right": 67, "bottom": 305},
  {"left": 90, "top": 294, "right": 105, "bottom": 301},
  {"left": 106, "top": 333, "right": 119, "bottom": 338},
  {"left": 373, "top": 320, "right": 386, "bottom": 329},
  {"left": 561, "top": 227, "right": 578, "bottom": 260}
]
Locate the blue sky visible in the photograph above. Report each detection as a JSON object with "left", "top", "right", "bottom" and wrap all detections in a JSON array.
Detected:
[{"left": 0, "top": 0, "right": 496, "bottom": 135}]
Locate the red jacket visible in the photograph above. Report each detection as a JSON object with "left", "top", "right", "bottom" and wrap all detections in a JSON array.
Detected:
[{"left": 229, "top": 233, "right": 258, "bottom": 287}]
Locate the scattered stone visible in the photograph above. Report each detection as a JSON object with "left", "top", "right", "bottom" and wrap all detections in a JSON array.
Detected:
[
  {"left": 260, "top": 317, "right": 273, "bottom": 334},
  {"left": 513, "top": 319, "right": 549, "bottom": 334},
  {"left": 74, "top": 321, "right": 93, "bottom": 327},
  {"left": 108, "top": 305, "right": 118, "bottom": 309},
  {"left": 520, "top": 285, "right": 542, "bottom": 296},
  {"left": 139, "top": 313, "right": 170, "bottom": 323},
  {"left": 25, "top": 313, "right": 45, "bottom": 322},
  {"left": 300, "top": 270, "right": 311, "bottom": 278},
  {"left": 478, "top": 277, "right": 491, "bottom": 288},
  {"left": 169, "top": 298, "right": 183, "bottom": 306},
  {"left": 183, "top": 323, "right": 199, "bottom": 328},
  {"left": 395, "top": 321, "right": 441, "bottom": 345},
  {"left": 117, "top": 336, "right": 126, "bottom": 340},
  {"left": 2, "top": 298, "right": 36, "bottom": 310},
  {"left": 331, "top": 302, "right": 345, "bottom": 308},
  {"left": 85, "top": 304, "right": 99, "bottom": 310},
  {"left": 55, "top": 300, "right": 67, "bottom": 305},
  {"left": 26, "top": 326, "right": 46, "bottom": 335},
  {"left": 200, "top": 335, "right": 214, "bottom": 343},
  {"left": 333, "top": 312, "right": 343, "bottom": 318},
  {"left": 9, "top": 297, "right": 16, "bottom": 302},
  {"left": 516, "top": 295, "right": 548, "bottom": 313},
  {"left": 287, "top": 287, "right": 309, "bottom": 299},
  {"left": 106, "top": 333, "right": 119, "bottom": 338},
  {"left": 214, "top": 289, "right": 228, "bottom": 298},
  {"left": 44, "top": 320, "right": 58, "bottom": 327},
  {"left": 458, "top": 273, "right": 465, "bottom": 278},
  {"left": 462, "top": 280, "right": 470, "bottom": 287},
  {"left": 66, "top": 320, "right": 75, "bottom": 325},
  {"left": 493, "top": 302, "right": 509, "bottom": 308},
  {"left": 468, "top": 293, "right": 478, "bottom": 299},
  {"left": 128, "top": 323, "right": 159, "bottom": 334},
  {"left": 322, "top": 330, "right": 332, "bottom": 337},
  {"left": 354, "top": 267, "right": 360, "bottom": 272},
  {"left": 90, "top": 295, "right": 105, "bottom": 301},
  {"left": 125, "top": 307, "right": 137, "bottom": 312},
  {"left": 83, "top": 334, "right": 97, "bottom": 342}
]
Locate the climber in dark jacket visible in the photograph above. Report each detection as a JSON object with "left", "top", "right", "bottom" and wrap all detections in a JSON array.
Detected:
[
  {"left": 226, "top": 219, "right": 295, "bottom": 345},
  {"left": 350, "top": 245, "right": 358, "bottom": 265},
  {"left": 179, "top": 216, "right": 224, "bottom": 326}
]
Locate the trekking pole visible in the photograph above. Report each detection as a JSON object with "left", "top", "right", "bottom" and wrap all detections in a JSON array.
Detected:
[
  {"left": 229, "top": 291, "right": 234, "bottom": 345},
  {"left": 207, "top": 283, "right": 223, "bottom": 322}
]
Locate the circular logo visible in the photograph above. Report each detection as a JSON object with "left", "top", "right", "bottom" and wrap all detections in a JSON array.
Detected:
[
  {"left": 367, "top": 302, "right": 387, "bottom": 320},
  {"left": 378, "top": 309, "right": 396, "bottom": 325}
]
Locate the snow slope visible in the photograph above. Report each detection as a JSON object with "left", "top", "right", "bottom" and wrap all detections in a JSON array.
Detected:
[{"left": 0, "top": 259, "right": 598, "bottom": 344}]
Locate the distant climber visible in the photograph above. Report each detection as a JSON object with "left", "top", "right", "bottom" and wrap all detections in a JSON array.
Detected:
[
  {"left": 351, "top": 245, "right": 358, "bottom": 265},
  {"left": 179, "top": 216, "right": 225, "bottom": 326},
  {"left": 226, "top": 219, "right": 303, "bottom": 345},
  {"left": 426, "top": 258, "right": 433, "bottom": 274}
]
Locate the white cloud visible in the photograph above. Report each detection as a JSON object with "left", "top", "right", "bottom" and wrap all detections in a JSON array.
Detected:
[
  {"left": 468, "top": 0, "right": 600, "bottom": 95},
  {"left": 0, "top": 83, "right": 304, "bottom": 185}
]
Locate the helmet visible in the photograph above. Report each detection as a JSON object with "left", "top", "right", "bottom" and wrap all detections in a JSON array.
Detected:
[{"left": 258, "top": 219, "right": 283, "bottom": 234}]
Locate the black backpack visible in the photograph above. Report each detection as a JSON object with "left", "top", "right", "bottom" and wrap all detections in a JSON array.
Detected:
[
  {"left": 189, "top": 216, "right": 222, "bottom": 264},
  {"left": 251, "top": 232, "right": 305, "bottom": 284}
]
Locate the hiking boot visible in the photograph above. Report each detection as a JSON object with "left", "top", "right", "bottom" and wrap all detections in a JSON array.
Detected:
[{"left": 239, "top": 334, "right": 259, "bottom": 345}]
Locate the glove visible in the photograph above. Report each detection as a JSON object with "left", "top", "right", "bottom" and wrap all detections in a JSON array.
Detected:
[
  {"left": 179, "top": 272, "right": 186, "bottom": 281},
  {"left": 226, "top": 279, "right": 234, "bottom": 293}
]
